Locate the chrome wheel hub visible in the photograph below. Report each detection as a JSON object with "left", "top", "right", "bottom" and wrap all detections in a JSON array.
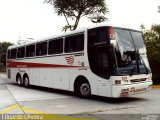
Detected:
[
  {"left": 24, "top": 78, "right": 28, "bottom": 86},
  {"left": 80, "top": 83, "right": 90, "bottom": 96},
  {"left": 17, "top": 77, "right": 21, "bottom": 85}
]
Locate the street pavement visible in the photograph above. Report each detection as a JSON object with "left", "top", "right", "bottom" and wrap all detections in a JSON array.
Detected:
[{"left": 0, "top": 73, "right": 160, "bottom": 120}]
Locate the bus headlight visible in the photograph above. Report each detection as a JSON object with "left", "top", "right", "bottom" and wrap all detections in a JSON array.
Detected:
[
  {"left": 121, "top": 79, "right": 129, "bottom": 84},
  {"left": 148, "top": 74, "right": 152, "bottom": 81}
]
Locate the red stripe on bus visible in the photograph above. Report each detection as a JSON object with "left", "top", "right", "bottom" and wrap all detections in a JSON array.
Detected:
[{"left": 7, "top": 60, "right": 80, "bottom": 68}]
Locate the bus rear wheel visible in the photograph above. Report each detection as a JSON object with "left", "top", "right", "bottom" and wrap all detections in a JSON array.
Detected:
[
  {"left": 23, "top": 75, "right": 30, "bottom": 88},
  {"left": 16, "top": 75, "right": 22, "bottom": 87},
  {"left": 76, "top": 81, "right": 91, "bottom": 98}
]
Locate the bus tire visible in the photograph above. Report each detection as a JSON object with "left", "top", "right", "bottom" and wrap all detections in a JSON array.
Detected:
[
  {"left": 16, "top": 74, "right": 22, "bottom": 87},
  {"left": 75, "top": 79, "right": 91, "bottom": 98},
  {"left": 23, "top": 75, "right": 30, "bottom": 88}
]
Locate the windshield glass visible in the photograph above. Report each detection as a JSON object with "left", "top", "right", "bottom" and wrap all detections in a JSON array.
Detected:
[
  {"left": 131, "top": 31, "right": 146, "bottom": 53},
  {"left": 112, "top": 28, "right": 151, "bottom": 75},
  {"left": 131, "top": 31, "right": 151, "bottom": 73}
]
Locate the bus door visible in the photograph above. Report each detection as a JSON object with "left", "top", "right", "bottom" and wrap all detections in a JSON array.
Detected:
[{"left": 96, "top": 45, "right": 112, "bottom": 96}]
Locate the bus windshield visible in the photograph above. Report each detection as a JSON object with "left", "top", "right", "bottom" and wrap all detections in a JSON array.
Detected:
[{"left": 112, "top": 28, "right": 151, "bottom": 76}]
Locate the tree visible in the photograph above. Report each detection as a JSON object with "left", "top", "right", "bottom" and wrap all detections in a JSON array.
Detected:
[
  {"left": 158, "top": 6, "right": 160, "bottom": 13},
  {"left": 142, "top": 24, "right": 160, "bottom": 84},
  {"left": 45, "top": 0, "right": 108, "bottom": 31},
  {"left": 139, "top": 24, "right": 145, "bottom": 33},
  {"left": 0, "top": 42, "right": 13, "bottom": 67}
]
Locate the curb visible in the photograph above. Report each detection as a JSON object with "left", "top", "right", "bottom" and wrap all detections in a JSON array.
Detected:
[{"left": 152, "top": 85, "right": 160, "bottom": 88}]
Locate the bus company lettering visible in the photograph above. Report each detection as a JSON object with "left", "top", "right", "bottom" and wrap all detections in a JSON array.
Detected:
[
  {"left": 17, "top": 65, "right": 27, "bottom": 68},
  {"left": 130, "top": 87, "right": 147, "bottom": 93},
  {"left": 18, "top": 69, "right": 25, "bottom": 73}
]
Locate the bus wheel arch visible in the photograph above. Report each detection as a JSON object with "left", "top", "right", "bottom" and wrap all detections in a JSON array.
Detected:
[
  {"left": 74, "top": 76, "right": 91, "bottom": 98},
  {"left": 16, "top": 73, "right": 22, "bottom": 87},
  {"left": 23, "top": 73, "right": 30, "bottom": 88}
]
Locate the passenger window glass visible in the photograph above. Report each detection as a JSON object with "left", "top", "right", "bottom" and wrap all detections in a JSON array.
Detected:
[
  {"left": 36, "top": 42, "right": 47, "bottom": 56},
  {"left": 17, "top": 47, "right": 25, "bottom": 58},
  {"left": 26, "top": 45, "right": 35, "bottom": 57},
  {"left": 88, "top": 29, "right": 110, "bottom": 79},
  {"left": 48, "top": 38, "right": 63, "bottom": 54},
  {"left": 10, "top": 49, "right": 17, "bottom": 59},
  {"left": 65, "top": 34, "right": 84, "bottom": 53}
]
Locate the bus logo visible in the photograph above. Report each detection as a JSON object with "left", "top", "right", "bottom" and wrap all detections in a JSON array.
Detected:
[{"left": 65, "top": 56, "right": 74, "bottom": 65}]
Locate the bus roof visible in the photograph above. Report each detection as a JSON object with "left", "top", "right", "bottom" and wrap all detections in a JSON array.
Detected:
[{"left": 8, "top": 24, "right": 140, "bottom": 50}]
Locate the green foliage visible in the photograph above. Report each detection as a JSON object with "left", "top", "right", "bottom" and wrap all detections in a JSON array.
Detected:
[
  {"left": 45, "top": 0, "right": 108, "bottom": 31},
  {"left": 0, "top": 42, "right": 13, "bottom": 69},
  {"left": 142, "top": 24, "right": 160, "bottom": 84}
]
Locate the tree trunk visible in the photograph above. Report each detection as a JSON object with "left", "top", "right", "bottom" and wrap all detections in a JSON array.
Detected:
[{"left": 73, "top": 11, "right": 82, "bottom": 30}]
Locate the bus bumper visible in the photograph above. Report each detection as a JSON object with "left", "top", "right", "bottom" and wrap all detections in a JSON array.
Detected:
[{"left": 111, "top": 81, "right": 152, "bottom": 98}]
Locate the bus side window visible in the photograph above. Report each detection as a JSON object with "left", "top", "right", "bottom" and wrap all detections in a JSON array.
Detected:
[
  {"left": 17, "top": 47, "right": 25, "bottom": 58},
  {"left": 10, "top": 49, "right": 17, "bottom": 59},
  {"left": 88, "top": 29, "right": 97, "bottom": 73},
  {"left": 48, "top": 38, "right": 63, "bottom": 55},
  {"left": 88, "top": 28, "right": 110, "bottom": 79},
  {"left": 36, "top": 42, "right": 47, "bottom": 56},
  {"left": 26, "top": 45, "right": 35, "bottom": 57},
  {"left": 65, "top": 34, "right": 84, "bottom": 53}
]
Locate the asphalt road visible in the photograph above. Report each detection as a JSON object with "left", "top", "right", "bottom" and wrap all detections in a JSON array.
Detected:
[{"left": 0, "top": 74, "right": 160, "bottom": 120}]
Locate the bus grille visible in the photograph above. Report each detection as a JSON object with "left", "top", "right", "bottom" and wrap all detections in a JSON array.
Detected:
[{"left": 130, "top": 78, "right": 146, "bottom": 83}]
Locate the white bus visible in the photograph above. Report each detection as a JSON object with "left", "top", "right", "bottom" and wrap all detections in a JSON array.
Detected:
[{"left": 6, "top": 25, "right": 152, "bottom": 98}]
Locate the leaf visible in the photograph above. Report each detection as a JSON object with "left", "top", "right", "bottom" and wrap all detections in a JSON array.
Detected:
[
  {"left": 142, "top": 24, "right": 160, "bottom": 84},
  {"left": 45, "top": 0, "right": 109, "bottom": 31}
]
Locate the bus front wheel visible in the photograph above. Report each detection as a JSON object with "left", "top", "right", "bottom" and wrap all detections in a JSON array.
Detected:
[
  {"left": 76, "top": 80, "right": 91, "bottom": 98},
  {"left": 23, "top": 75, "right": 30, "bottom": 88}
]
